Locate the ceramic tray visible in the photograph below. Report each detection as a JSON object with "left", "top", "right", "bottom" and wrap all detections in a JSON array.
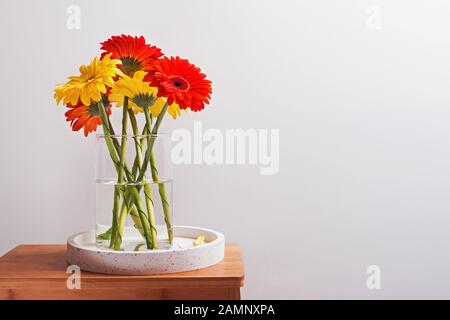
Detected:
[{"left": 66, "top": 226, "right": 225, "bottom": 275}]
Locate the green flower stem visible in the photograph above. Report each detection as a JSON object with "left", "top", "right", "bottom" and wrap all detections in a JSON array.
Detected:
[
  {"left": 98, "top": 101, "right": 120, "bottom": 170},
  {"left": 110, "top": 98, "right": 129, "bottom": 249},
  {"left": 129, "top": 111, "right": 143, "bottom": 177},
  {"left": 117, "top": 188, "right": 149, "bottom": 245},
  {"left": 137, "top": 103, "right": 169, "bottom": 183},
  {"left": 143, "top": 184, "right": 158, "bottom": 249},
  {"left": 110, "top": 183, "right": 153, "bottom": 250},
  {"left": 131, "top": 123, "right": 148, "bottom": 177},
  {"left": 106, "top": 117, "right": 136, "bottom": 182},
  {"left": 97, "top": 100, "right": 153, "bottom": 249},
  {"left": 109, "top": 187, "right": 121, "bottom": 247},
  {"left": 97, "top": 100, "right": 121, "bottom": 248},
  {"left": 131, "top": 109, "right": 158, "bottom": 249},
  {"left": 130, "top": 186, "right": 154, "bottom": 249},
  {"left": 150, "top": 151, "right": 173, "bottom": 244},
  {"left": 113, "top": 195, "right": 128, "bottom": 250},
  {"left": 107, "top": 116, "right": 150, "bottom": 244},
  {"left": 129, "top": 204, "right": 144, "bottom": 233},
  {"left": 118, "top": 97, "right": 129, "bottom": 181},
  {"left": 113, "top": 186, "right": 149, "bottom": 250},
  {"left": 136, "top": 104, "right": 169, "bottom": 247}
]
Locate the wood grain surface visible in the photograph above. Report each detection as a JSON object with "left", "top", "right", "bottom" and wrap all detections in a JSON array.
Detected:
[{"left": 0, "top": 243, "right": 244, "bottom": 300}]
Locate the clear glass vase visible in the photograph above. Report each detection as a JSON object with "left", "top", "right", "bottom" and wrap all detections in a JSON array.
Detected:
[{"left": 95, "top": 133, "right": 173, "bottom": 251}]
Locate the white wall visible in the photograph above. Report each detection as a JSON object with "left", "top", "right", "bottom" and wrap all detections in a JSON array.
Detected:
[{"left": 1, "top": 0, "right": 450, "bottom": 299}]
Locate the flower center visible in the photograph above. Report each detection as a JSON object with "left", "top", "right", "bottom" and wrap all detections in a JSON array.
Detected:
[
  {"left": 88, "top": 96, "right": 109, "bottom": 116},
  {"left": 121, "top": 57, "right": 143, "bottom": 76},
  {"left": 88, "top": 102, "right": 100, "bottom": 117},
  {"left": 170, "top": 76, "right": 189, "bottom": 91},
  {"left": 132, "top": 93, "right": 156, "bottom": 109}
]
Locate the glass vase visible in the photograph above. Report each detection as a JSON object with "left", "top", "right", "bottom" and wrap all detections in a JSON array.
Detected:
[{"left": 95, "top": 133, "right": 173, "bottom": 251}]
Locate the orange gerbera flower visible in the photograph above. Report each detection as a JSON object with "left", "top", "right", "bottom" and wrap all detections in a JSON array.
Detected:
[
  {"left": 146, "top": 56, "right": 212, "bottom": 111},
  {"left": 65, "top": 100, "right": 111, "bottom": 137},
  {"left": 100, "top": 35, "right": 163, "bottom": 76}
]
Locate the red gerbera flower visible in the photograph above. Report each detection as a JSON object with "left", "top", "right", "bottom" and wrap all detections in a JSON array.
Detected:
[
  {"left": 146, "top": 56, "right": 212, "bottom": 112},
  {"left": 65, "top": 100, "right": 111, "bottom": 137},
  {"left": 100, "top": 34, "right": 163, "bottom": 76}
]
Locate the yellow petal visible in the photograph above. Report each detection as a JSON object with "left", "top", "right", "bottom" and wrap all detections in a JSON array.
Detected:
[
  {"left": 134, "top": 71, "right": 147, "bottom": 81},
  {"left": 80, "top": 89, "right": 90, "bottom": 106},
  {"left": 193, "top": 235, "right": 205, "bottom": 246},
  {"left": 149, "top": 98, "right": 165, "bottom": 117}
]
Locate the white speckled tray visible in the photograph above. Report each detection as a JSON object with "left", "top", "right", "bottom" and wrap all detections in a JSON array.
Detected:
[{"left": 66, "top": 226, "right": 225, "bottom": 275}]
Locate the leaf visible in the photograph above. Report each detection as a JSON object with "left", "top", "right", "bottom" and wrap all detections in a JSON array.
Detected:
[
  {"left": 134, "top": 243, "right": 146, "bottom": 251},
  {"left": 96, "top": 228, "right": 112, "bottom": 240}
]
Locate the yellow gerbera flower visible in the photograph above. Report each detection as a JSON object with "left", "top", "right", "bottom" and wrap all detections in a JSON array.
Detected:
[
  {"left": 109, "top": 71, "right": 181, "bottom": 119},
  {"left": 54, "top": 54, "right": 123, "bottom": 106}
]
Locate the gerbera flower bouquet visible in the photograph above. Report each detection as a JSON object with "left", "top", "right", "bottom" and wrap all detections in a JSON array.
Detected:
[{"left": 54, "top": 35, "right": 212, "bottom": 251}]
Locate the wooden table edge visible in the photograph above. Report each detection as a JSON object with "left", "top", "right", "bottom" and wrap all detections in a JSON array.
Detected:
[{"left": 0, "top": 243, "right": 245, "bottom": 288}]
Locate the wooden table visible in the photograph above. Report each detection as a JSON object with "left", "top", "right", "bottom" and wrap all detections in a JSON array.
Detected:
[{"left": 0, "top": 244, "right": 244, "bottom": 300}]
